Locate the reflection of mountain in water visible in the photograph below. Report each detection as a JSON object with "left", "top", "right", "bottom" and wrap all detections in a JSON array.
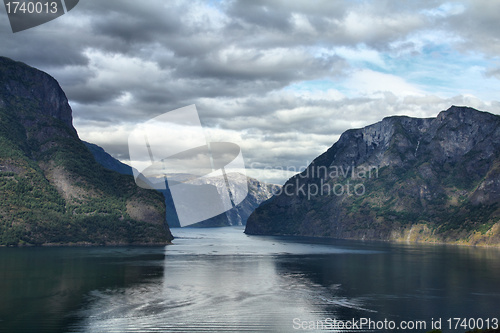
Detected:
[{"left": 69, "top": 228, "right": 500, "bottom": 332}]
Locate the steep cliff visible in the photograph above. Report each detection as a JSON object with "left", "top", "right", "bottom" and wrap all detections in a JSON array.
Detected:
[
  {"left": 246, "top": 106, "right": 500, "bottom": 246},
  {"left": 0, "top": 56, "right": 173, "bottom": 245}
]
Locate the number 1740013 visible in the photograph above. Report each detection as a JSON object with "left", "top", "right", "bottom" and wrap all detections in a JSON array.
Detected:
[{"left": 5, "top": 1, "right": 58, "bottom": 14}]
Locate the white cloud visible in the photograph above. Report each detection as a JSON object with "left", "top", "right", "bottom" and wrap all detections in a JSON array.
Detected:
[
  {"left": 339, "top": 9, "right": 425, "bottom": 46},
  {"left": 290, "top": 13, "right": 316, "bottom": 35},
  {"left": 343, "top": 69, "right": 425, "bottom": 98},
  {"left": 332, "top": 46, "right": 387, "bottom": 69}
]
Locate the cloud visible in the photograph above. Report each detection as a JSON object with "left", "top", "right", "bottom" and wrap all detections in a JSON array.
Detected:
[
  {"left": 343, "top": 69, "right": 425, "bottom": 97},
  {"left": 1, "top": 0, "right": 500, "bottom": 184},
  {"left": 445, "top": 0, "right": 500, "bottom": 56},
  {"left": 486, "top": 67, "right": 500, "bottom": 80}
]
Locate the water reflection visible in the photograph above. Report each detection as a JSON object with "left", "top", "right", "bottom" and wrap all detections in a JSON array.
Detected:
[
  {"left": 1, "top": 228, "right": 500, "bottom": 333},
  {"left": 0, "top": 247, "right": 165, "bottom": 333}
]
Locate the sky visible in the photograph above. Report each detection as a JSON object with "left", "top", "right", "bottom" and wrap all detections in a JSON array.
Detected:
[{"left": 1, "top": 0, "right": 500, "bottom": 184}]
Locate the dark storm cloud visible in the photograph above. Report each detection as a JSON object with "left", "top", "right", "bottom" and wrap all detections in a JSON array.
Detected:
[
  {"left": 1, "top": 0, "right": 500, "bottom": 182},
  {"left": 87, "top": 2, "right": 182, "bottom": 46},
  {"left": 0, "top": 0, "right": 346, "bottom": 112},
  {"left": 0, "top": 27, "right": 89, "bottom": 68},
  {"left": 222, "top": 0, "right": 437, "bottom": 50},
  {"left": 0, "top": 0, "right": 494, "bottom": 109},
  {"left": 0, "top": 0, "right": 433, "bottom": 113},
  {"left": 67, "top": 85, "right": 123, "bottom": 104}
]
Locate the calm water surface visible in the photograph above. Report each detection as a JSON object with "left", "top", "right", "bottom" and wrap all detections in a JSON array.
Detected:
[{"left": 0, "top": 227, "right": 499, "bottom": 332}]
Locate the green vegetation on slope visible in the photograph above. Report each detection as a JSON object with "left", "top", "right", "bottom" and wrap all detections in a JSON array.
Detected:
[{"left": 0, "top": 56, "right": 171, "bottom": 246}]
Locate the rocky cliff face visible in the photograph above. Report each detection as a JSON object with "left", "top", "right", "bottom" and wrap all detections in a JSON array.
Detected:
[
  {"left": 246, "top": 106, "right": 500, "bottom": 246},
  {"left": 0, "top": 56, "right": 173, "bottom": 245},
  {"left": 0, "top": 57, "right": 74, "bottom": 130}
]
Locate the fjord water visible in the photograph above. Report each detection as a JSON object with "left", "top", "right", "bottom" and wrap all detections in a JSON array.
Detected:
[{"left": 1, "top": 227, "right": 499, "bottom": 333}]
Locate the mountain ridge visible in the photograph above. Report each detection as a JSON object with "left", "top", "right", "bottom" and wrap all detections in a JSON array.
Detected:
[
  {"left": 245, "top": 106, "right": 500, "bottom": 246},
  {"left": 0, "top": 56, "right": 173, "bottom": 246}
]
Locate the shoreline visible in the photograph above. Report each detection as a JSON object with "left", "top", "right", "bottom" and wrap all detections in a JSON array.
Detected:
[
  {"left": 244, "top": 230, "right": 500, "bottom": 249},
  {"left": 0, "top": 241, "right": 174, "bottom": 248}
]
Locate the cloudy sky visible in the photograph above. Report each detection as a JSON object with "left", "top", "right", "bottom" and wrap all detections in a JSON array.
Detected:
[{"left": 1, "top": 0, "right": 500, "bottom": 184}]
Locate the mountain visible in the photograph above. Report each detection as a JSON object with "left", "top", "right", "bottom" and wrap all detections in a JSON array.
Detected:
[
  {"left": 0, "top": 56, "right": 173, "bottom": 245},
  {"left": 184, "top": 172, "right": 281, "bottom": 227},
  {"left": 83, "top": 144, "right": 281, "bottom": 228},
  {"left": 83, "top": 141, "right": 134, "bottom": 176},
  {"left": 246, "top": 106, "right": 500, "bottom": 246},
  {"left": 83, "top": 135, "right": 280, "bottom": 228}
]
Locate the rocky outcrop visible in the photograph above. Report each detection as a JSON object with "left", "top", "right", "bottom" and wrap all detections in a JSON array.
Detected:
[
  {"left": 0, "top": 56, "right": 173, "bottom": 245},
  {"left": 246, "top": 106, "right": 500, "bottom": 246}
]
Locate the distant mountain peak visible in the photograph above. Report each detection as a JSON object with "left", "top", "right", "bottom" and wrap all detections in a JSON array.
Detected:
[{"left": 437, "top": 105, "right": 495, "bottom": 122}]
